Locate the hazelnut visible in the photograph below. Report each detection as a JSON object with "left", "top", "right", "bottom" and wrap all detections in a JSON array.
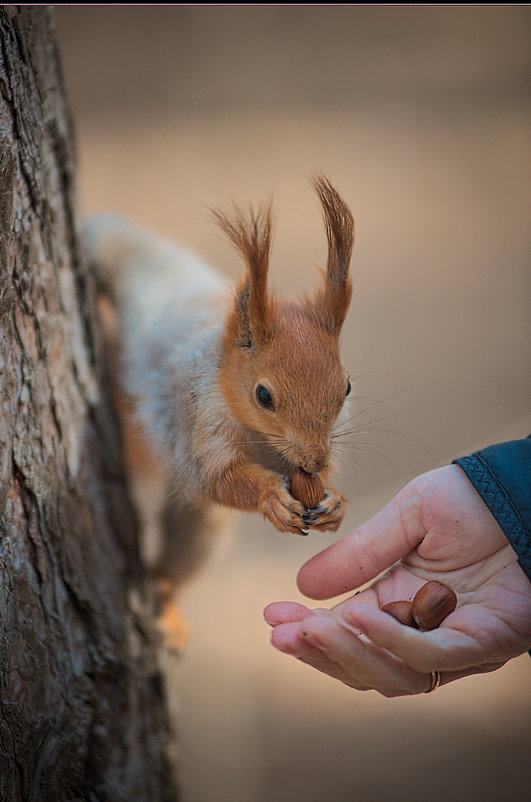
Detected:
[
  {"left": 289, "top": 469, "right": 325, "bottom": 509},
  {"left": 381, "top": 600, "right": 417, "bottom": 628},
  {"left": 412, "top": 580, "right": 457, "bottom": 630}
]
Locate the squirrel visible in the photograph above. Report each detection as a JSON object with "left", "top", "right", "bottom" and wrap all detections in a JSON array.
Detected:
[{"left": 85, "top": 174, "right": 355, "bottom": 647}]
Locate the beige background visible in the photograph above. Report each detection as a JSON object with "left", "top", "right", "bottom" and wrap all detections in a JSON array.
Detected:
[{"left": 55, "top": 7, "right": 530, "bottom": 801}]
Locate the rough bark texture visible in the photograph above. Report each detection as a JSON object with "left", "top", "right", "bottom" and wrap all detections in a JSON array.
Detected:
[{"left": 0, "top": 8, "right": 178, "bottom": 801}]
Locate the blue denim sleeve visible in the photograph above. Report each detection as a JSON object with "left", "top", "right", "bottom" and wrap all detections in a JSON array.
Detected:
[{"left": 452, "top": 437, "right": 531, "bottom": 582}]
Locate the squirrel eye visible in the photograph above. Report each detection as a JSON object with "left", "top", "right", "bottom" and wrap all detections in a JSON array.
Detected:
[
  {"left": 346, "top": 379, "right": 352, "bottom": 397},
  {"left": 256, "top": 384, "right": 275, "bottom": 411}
]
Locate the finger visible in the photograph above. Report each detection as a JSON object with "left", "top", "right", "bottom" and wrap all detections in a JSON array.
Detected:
[
  {"left": 264, "top": 601, "right": 314, "bottom": 626},
  {"left": 299, "top": 614, "right": 432, "bottom": 696},
  {"left": 272, "top": 615, "right": 470, "bottom": 696},
  {"left": 270, "top": 620, "right": 365, "bottom": 687},
  {"left": 297, "top": 485, "right": 424, "bottom": 599},
  {"left": 341, "top": 603, "right": 485, "bottom": 673}
]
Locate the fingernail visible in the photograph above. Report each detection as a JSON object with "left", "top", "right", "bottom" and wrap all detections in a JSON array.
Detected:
[{"left": 272, "top": 642, "right": 293, "bottom": 655}]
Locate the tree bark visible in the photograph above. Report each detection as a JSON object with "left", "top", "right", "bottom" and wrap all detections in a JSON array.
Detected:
[{"left": 0, "top": 8, "right": 178, "bottom": 800}]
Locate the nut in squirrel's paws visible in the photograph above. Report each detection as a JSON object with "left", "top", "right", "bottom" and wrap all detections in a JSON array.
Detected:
[
  {"left": 290, "top": 470, "right": 325, "bottom": 509},
  {"left": 289, "top": 469, "right": 347, "bottom": 533}
]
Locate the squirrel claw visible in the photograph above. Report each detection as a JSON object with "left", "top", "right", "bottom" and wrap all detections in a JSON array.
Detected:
[{"left": 307, "top": 487, "right": 347, "bottom": 532}]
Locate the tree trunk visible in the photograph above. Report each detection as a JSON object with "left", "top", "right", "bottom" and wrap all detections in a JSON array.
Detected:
[{"left": 0, "top": 8, "right": 178, "bottom": 800}]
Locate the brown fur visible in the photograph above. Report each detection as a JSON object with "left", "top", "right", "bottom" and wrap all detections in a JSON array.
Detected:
[{"left": 211, "top": 175, "right": 355, "bottom": 532}]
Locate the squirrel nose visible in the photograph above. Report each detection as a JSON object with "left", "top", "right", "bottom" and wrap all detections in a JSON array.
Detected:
[{"left": 300, "top": 455, "right": 328, "bottom": 474}]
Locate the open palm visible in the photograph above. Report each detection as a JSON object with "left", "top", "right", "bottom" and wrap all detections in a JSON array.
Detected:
[{"left": 265, "top": 465, "right": 531, "bottom": 696}]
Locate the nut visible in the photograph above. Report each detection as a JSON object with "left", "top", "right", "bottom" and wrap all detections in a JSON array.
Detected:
[
  {"left": 289, "top": 469, "right": 325, "bottom": 509},
  {"left": 411, "top": 580, "right": 457, "bottom": 630},
  {"left": 381, "top": 600, "right": 417, "bottom": 628}
]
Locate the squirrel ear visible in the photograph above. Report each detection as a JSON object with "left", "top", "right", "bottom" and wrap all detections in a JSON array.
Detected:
[
  {"left": 212, "top": 201, "right": 275, "bottom": 347},
  {"left": 311, "top": 174, "right": 354, "bottom": 335}
]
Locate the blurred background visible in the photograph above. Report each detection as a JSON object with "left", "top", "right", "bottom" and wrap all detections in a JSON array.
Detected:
[{"left": 55, "top": 7, "right": 530, "bottom": 801}]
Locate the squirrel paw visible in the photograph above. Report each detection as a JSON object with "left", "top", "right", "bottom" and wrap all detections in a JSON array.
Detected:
[
  {"left": 305, "top": 487, "right": 347, "bottom": 533},
  {"left": 259, "top": 478, "right": 308, "bottom": 536},
  {"left": 152, "top": 578, "right": 189, "bottom": 655}
]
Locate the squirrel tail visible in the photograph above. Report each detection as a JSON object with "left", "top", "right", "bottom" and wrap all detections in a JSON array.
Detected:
[
  {"left": 84, "top": 213, "right": 225, "bottom": 311},
  {"left": 84, "top": 213, "right": 164, "bottom": 301}
]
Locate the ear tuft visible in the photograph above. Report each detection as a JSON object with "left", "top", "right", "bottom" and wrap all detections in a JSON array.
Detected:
[
  {"left": 311, "top": 174, "right": 354, "bottom": 334},
  {"left": 211, "top": 201, "right": 275, "bottom": 346}
]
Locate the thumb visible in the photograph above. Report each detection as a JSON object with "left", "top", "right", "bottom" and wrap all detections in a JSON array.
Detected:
[{"left": 297, "top": 483, "right": 424, "bottom": 599}]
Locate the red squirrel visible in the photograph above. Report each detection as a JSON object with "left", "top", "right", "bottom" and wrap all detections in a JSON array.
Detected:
[{"left": 86, "top": 175, "right": 354, "bottom": 643}]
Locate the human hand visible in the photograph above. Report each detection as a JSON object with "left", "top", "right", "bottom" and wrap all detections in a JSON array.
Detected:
[{"left": 264, "top": 465, "right": 531, "bottom": 696}]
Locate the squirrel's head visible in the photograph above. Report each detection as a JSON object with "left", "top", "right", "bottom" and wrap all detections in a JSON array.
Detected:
[{"left": 215, "top": 174, "right": 354, "bottom": 475}]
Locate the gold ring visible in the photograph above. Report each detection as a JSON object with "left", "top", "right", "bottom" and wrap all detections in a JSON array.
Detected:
[{"left": 425, "top": 670, "right": 441, "bottom": 693}]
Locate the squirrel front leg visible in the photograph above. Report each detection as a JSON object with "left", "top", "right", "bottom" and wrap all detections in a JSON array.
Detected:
[{"left": 211, "top": 463, "right": 309, "bottom": 536}]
